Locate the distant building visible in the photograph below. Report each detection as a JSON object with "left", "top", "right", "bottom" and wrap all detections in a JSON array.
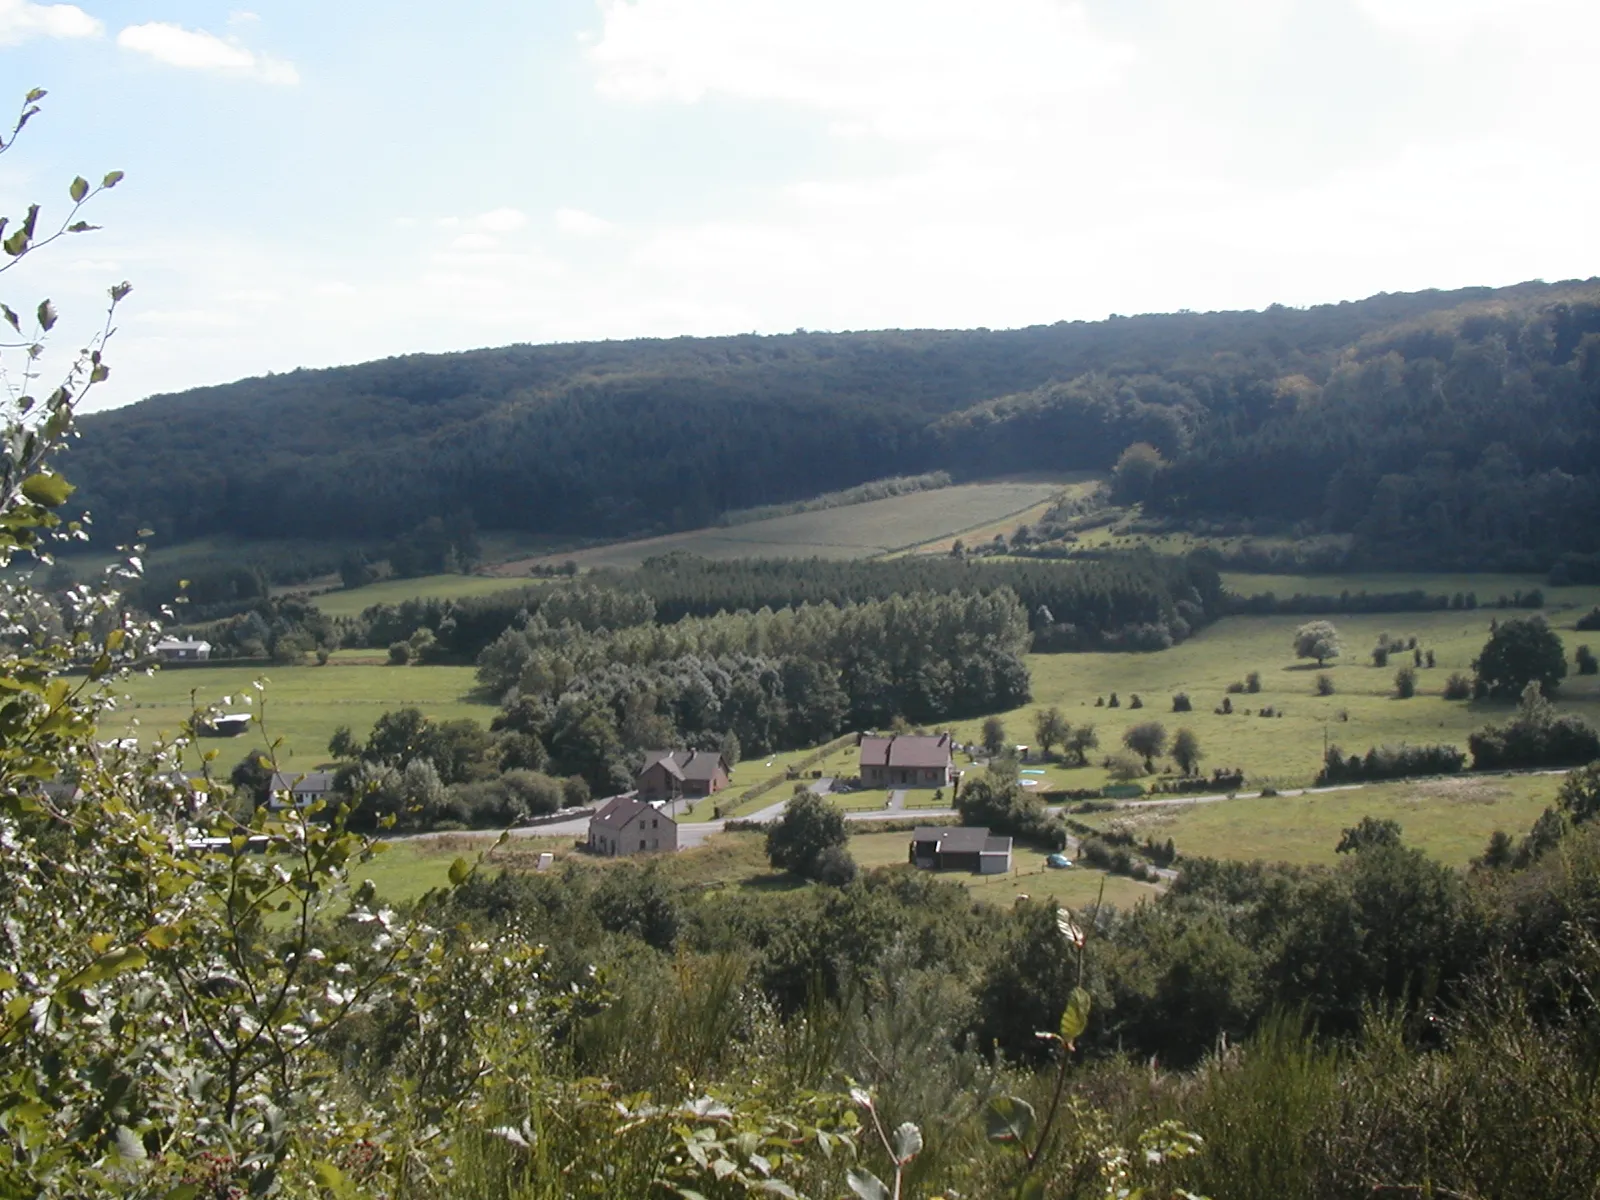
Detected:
[
  {"left": 587, "top": 796, "right": 678, "bottom": 856},
  {"left": 153, "top": 637, "right": 212, "bottom": 662},
  {"left": 858, "top": 733, "right": 954, "bottom": 788},
  {"left": 635, "top": 749, "right": 732, "bottom": 803},
  {"left": 909, "top": 825, "right": 1012, "bottom": 874},
  {"left": 267, "top": 770, "right": 337, "bottom": 810}
]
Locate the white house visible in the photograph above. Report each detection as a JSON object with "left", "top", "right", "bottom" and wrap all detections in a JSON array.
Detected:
[{"left": 154, "top": 637, "right": 212, "bottom": 662}]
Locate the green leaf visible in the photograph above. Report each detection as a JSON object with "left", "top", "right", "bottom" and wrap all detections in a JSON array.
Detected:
[
  {"left": 1013, "top": 1178, "right": 1044, "bottom": 1200},
  {"left": 3, "top": 228, "right": 28, "bottom": 257},
  {"left": 69, "top": 176, "right": 88, "bottom": 202},
  {"left": 111, "top": 281, "right": 132, "bottom": 302},
  {"left": 0, "top": 304, "right": 17, "bottom": 332},
  {"left": 113, "top": 1125, "right": 147, "bottom": 1162},
  {"left": 20, "top": 473, "right": 73, "bottom": 507},
  {"left": 892, "top": 1121, "right": 922, "bottom": 1163},
  {"left": 164, "top": 1186, "right": 200, "bottom": 1200},
  {"left": 984, "top": 1095, "right": 1037, "bottom": 1145},
  {"left": 102, "top": 170, "right": 125, "bottom": 188},
  {"left": 35, "top": 300, "right": 55, "bottom": 332},
  {"left": 1060, "top": 986, "right": 1091, "bottom": 1044},
  {"left": 846, "top": 1168, "right": 891, "bottom": 1200},
  {"left": 311, "top": 1161, "right": 349, "bottom": 1193},
  {"left": 143, "top": 925, "right": 180, "bottom": 951},
  {"left": 448, "top": 856, "right": 471, "bottom": 886},
  {"left": 25, "top": 88, "right": 46, "bottom": 103}
]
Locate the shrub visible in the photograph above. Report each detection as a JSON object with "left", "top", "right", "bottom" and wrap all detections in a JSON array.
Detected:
[
  {"left": 1245, "top": 671, "right": 1261, "bottom": 694},
  {"left": 1577, "top": 645, "right": 1598, "bottom": 676},
  {"left": 388, "top": 640, "right": 412, "bottom": 665},
  {"left": 1577, "top": 606, "right": 1600, "bottom": 632},
  {"left": 1395, "top": 667, "right": 1417, "bottom": 699},
  {"left": 1474, "top": 615, "right": 1567, "bottom": 699},
  {"left": 1444, "top": 672, "right": 1473, "bottom": 700},
  {"left": 812, "top": 843, "right": 858, "bottom": 886},
  {"left": 1372, "top": 645, "right": 1389, "bottom": 668},
  {"left": 1108, "top": 692, "right": 1121, "bottom": 708},
  {"left": 1216, "top": 696, "right": 1234, "bottom": 715},
  {"left": 1171, "top": 693, "right": 1193, "bottom": 712},
  {"left": 1319, "top": 743, "right": 1466, "bottom": 784},
  {"left": 1226, "top": 680, "right": 1246, "bottom": 695},
  {"left": 1315, "top": 673, "right": 1335, "bottom": 696},
  {"left": 1106, "top": 752, "right": 1146, "bottom": 782},
  {"left": 1469, "top": 684, "right": 1600, "bottom": 770},
  {"left": 1129, "top": 694, "right": 1144, "bottom": 709},
  {"left": 562, "top": 775, "right": 591, "bottom": 808}
]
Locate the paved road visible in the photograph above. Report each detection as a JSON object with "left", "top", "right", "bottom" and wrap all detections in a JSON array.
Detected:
[{"left": 887, "top": 789, "right": 908, "bottom": 811}]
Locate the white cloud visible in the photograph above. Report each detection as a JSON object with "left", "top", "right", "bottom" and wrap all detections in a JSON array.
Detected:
[
  {"left": 555, "top": 207, "right": 613, "bottom": 236},
  {"left": 475, "top": 207, "right": 528, "bottom": 233},
  {"left": 0, "top": 0, "right": 100, "bottom": 45},
  {"left": 449, "top": 232, "right": 500, "bottom": 252},
  {"left": 117, "top": 22, "right": 300, "bottom": 85},
  {"left": 589, "top": 0, "right": 1134, "bottom": 143}
]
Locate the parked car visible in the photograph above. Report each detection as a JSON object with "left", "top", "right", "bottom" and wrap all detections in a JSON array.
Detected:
[{"left": 1046, "top": 853, "right": 1074, "bottom": 869}]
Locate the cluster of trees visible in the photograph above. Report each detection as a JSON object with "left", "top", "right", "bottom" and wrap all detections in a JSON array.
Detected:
[
  {"left": 612, "top": 551, "right": 1226, "bottom": 650},
  {"left": 475, "top": 590, "right": 1032, "bottom": 792},
  {"left": 1318, "top": 743, "right": 1466, "bottom": 785}
]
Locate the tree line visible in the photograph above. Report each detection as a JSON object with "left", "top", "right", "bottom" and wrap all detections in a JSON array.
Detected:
[{"left": 61, "top": 280, "right": 1600, "bottom": 582}]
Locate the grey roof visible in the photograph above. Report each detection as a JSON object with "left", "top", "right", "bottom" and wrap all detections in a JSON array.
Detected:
[
  {"left": 641, "top": 749, "right": 728, "bottom": 782},
  {"left": 154, "top": 637, "right": 211, "bottom": 650},
  {"left": 860, "top": 734, "right": 952, "bottom": 770},
  {"left": 269, "top": 770, "right": 336, "bottom": 793},
  {"left": 911, "top": 825, "right": 992, "bottom": 854},
  {"left": 590, "top": 796, "right": 675, "bottom": 832}
]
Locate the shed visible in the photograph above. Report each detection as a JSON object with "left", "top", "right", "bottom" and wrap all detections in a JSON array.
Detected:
[{"left": 908, "top": 825, "right": 1012, "bottom": 874}]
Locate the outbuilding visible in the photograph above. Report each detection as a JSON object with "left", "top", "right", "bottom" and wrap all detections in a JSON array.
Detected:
[{"left": 908, "top": 825, "right": 1012, "bottom": 874}]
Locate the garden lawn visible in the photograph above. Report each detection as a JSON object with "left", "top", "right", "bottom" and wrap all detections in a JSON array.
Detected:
[{"left": 1077, "top": 773, "right": 1562, "bottom": 868}]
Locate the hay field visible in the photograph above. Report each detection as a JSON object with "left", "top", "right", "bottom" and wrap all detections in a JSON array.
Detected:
[{"left": 504, "top": 479, "right": 1074, "bottom": 572}]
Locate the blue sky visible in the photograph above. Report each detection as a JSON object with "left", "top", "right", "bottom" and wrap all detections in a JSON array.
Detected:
[{"left": 1, "top": 0, "right": 1596, "bottom": 410}]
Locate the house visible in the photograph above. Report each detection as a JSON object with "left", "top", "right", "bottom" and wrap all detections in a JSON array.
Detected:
[
  {"left": 858, "top": 733, "right": 954, "bottom": 788},
  {"left": 908, "top": 825, "right": 1012, "bottom": 874},
  {"left": 198, "top": 713, "right": 252, "bottom": 738},
  {"left": 153, "top": 637, "right": 212, "bottom": 662},
  {"left": 267, "top": 770, "right": 337, "bottom": 809},
  {"left": 587, "top": 796, "right": 678, "bottom": 856},
  {"left": 635, "top": 749, "right": 732, "bottom": 803}
]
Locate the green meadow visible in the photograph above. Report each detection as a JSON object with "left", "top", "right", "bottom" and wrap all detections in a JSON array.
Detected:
[
  {"left": 941, "top": 576, "right": 1600, "bottom": 793},
  {"left": 301, "top": 574, "right": 540, "bottom": 619},
  {"left": 114, "top": 661, "right": 489, "bottom": 771},
  {"left": 1076, "top": 772, "right": 1562, "bottom": 868}
]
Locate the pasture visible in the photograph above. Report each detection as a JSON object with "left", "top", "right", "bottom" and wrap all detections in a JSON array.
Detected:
[
  {"left": 1077, "top": 772, "right": 1562, "bottom": 868},
  {"left": 500, "top": 478, "right": 1075, "bottom": 572},
  {"left": 114, "top": 661, "right": 489, "bottom": 770},
  {"left": 303, "top": 574, "right": 541, "bottom": 618},
  {"left": 940, "top": 574, "right": 1600, "bottom": 793}
]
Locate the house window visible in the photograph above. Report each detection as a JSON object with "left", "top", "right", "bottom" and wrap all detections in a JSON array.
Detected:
[{"left": 640, "top": 839, "right": 646, "bottom": 851}]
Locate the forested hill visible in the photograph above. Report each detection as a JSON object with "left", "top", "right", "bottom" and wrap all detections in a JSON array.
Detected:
[{"left": 66, "top": 279, "right": 1600, "bottom": 569}]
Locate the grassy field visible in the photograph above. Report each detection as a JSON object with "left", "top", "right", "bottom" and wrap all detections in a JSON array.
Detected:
[
  {"left": 1077, "top": 773, "right": 1562, "bottom": 868},
  {"left": 499, "top": 478, "right": 1077, "bottom": 573},
  {"left": 305, "top": 574, "right": 540, "bottom": 619},
  {"left": 939, "top": 574, "right": 1600, "bottom": 793},
  {"left": 115, "top": 662, "right": 491, "bottom": 770}
]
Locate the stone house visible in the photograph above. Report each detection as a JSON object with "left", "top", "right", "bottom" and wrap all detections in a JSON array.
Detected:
[{"left": 587, "top": 796, "right": 678, "bottom": 856}]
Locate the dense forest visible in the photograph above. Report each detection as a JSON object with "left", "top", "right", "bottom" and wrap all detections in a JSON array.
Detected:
[{"left": 64, "top": 279, "right": 1600, "bottom": 572}]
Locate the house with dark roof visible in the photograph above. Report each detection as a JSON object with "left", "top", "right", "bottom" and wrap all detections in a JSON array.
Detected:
[
  {"left": 587, "top": 796, "right": 678, "bottom": 856},
  {"left": 909, "top": 825, "right": 1012, "bottom": 874},
  {"left": 635, "top": 749, "right": 732, "bottom": 803},
  {"left": 858, "top": 733, "right": 954, "bottom": 788}
]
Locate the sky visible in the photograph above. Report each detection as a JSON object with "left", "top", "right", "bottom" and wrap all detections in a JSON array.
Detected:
[{"left": 0, "top": 0, "right": 1596, "bottom": 410}]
